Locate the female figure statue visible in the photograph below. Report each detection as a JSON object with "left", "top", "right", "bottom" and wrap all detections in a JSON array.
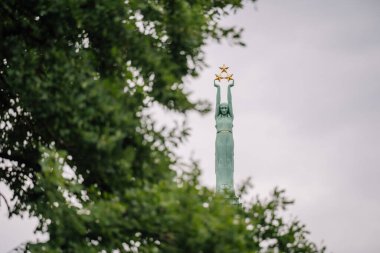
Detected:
[{"left": 214, "top": 80, "right": 235, "bottom": 192}]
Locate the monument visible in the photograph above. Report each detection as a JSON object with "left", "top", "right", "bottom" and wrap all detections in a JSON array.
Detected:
[{"left": 214, "top": 64, "right": 236, "bottom": 197}]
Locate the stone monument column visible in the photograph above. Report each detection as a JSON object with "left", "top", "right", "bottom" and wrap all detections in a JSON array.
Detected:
[{"left": 214, "top": 64, "right": 235, "bottom": 194}]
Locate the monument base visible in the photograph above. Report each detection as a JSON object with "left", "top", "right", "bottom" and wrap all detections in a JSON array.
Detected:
[{"left": 217, "top": 187, "right": 240, "bottom": 205}]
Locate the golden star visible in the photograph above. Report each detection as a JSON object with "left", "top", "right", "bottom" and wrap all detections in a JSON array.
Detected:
[
  {"left": 219, "top": 64, "right": 229, "bottom": 73},
  {"left": 215, "top": 74, "right": 223, "bottom": 81},
  {"left": 226, "top": 73, "right": 234, "bottom": 81}
]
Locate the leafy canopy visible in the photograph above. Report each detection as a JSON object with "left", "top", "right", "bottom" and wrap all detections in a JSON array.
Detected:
[{"left": 0, "top": 1, "right": 325, "bottom": 252}]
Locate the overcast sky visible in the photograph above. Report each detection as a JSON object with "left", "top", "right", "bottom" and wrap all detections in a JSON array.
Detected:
[{"left": 1, "top": 1, "right": 380, "bottom": 253}]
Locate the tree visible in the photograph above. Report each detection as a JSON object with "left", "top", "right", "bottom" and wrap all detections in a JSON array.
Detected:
[{"left": 0, "top": 1, "right": 325, "bottom": 252}]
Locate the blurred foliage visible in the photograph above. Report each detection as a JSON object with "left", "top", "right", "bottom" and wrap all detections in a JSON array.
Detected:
[{"left": 1, "top": 0, "right": 325, "bottom": 252}]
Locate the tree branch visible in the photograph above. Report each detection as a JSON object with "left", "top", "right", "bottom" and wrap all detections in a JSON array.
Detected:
[
  {"left": 0, "top": 191, "right": 11, "bottom": 214},
  {"left": 0, "top": 152, "right": 41, "bottom": 172}
]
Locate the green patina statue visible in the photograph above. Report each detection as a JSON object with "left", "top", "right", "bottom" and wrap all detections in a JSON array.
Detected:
[{"left": 214, "top": 65, "right": 235, "bottom": 193}]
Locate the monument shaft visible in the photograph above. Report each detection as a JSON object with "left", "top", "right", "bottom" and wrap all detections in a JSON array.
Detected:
[{"left": 214, "top": 74, "right": 235, "bottom": 193}]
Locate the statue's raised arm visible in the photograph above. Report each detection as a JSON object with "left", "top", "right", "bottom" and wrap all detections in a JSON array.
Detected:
[
  {"left": 227, "top": 80, "right": 234, "bottom": 119},
  {"left": 214, "top": 80, "right": 221, "bottom": 119}
]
